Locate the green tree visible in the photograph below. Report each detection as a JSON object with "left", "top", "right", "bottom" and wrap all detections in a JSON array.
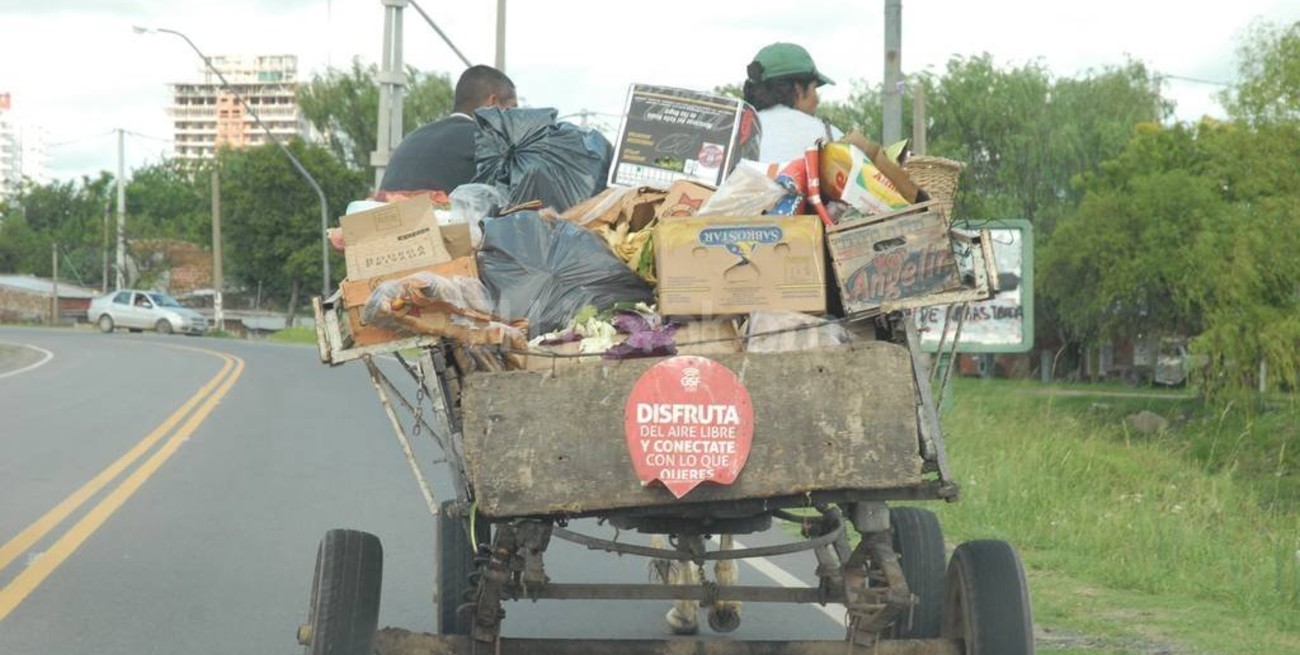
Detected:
[
  {"left": 125, "top": 160, "right": 211, "bottom": 244},
  {"left": 298, "top": 58, "right": 454, "bottom": 170},
  {"left": 1041, "top": 118, "right": 1300, "bottom": 398},
  {"left": 0, "top": 174, "right": 115, "bottom": 287},
  {"left": 1220, "top": 19, "right": 1300, "bottom": 124},
  {"left": 216, "top": 139, "right": 367, "bottom": 322}
]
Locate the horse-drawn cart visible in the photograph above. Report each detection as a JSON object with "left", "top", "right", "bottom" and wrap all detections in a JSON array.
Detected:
[{"left": 300, "top": 270, "right": 1035, "bottom": 655}]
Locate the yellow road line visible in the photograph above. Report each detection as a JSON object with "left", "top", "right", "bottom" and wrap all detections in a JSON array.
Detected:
[
  {"left": 0, "top": 349, "right": 245, "bottom": 621},
  {"left": 0, "top": 353, "right": 235, "bottom": 572}
]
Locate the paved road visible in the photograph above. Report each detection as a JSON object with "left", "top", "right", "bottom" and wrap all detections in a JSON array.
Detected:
[{"left": 0, "top": 327, "right": 843, "bottom": 654}]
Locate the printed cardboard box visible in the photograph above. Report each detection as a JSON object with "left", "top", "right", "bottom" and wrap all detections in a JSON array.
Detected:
[
  {"left": 654, "top": 215, "right": 825, "bottom": 316},
  {"left": 340, "top": 195, "right": 451, "bottom": 280}
]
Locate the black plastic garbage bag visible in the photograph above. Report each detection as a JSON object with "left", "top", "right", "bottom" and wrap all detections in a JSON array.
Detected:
[
  {"left": 478, "top": 212, "right": 654, "bottom": 335},
  {"left": 473, "top": 107, "right": 613, "bottom": 213}
]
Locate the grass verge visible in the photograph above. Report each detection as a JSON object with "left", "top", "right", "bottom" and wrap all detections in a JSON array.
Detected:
[
  {"left": 932, "top": 378, "right": 1299, "bottom": 654},
  {"left": 267, "top": 326, "right": 317, "bottom": 345}
]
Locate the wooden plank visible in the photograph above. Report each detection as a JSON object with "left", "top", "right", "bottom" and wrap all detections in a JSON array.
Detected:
[{"left": 461, "top": 344, "right": 923, "bottom": 518}]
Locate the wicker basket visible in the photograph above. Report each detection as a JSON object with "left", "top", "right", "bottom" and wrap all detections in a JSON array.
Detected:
[{"left": 902, "top": 156, "right": 964, "bottom": 219}]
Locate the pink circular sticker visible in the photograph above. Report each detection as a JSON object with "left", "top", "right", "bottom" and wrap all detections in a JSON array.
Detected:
[{"left": 624, "top": 356, "right": 754, "bottom": 498}]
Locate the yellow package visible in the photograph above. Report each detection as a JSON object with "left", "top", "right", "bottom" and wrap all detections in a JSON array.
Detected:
[{"left": 820, "top": 143, "right": 910, "bottom": 215}]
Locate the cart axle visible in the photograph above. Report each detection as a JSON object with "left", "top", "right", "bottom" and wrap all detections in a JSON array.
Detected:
[{"left": 376, "top": 629, "right": 962, "bottom": 655}]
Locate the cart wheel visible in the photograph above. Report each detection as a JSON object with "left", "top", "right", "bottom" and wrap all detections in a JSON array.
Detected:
[
  {"left": 941, "top": 540, "right": 1034, "bottom": 655},
  {"left": 436, "top": 500, "right": 489, "bottom": 635},
  {"left": 301, "top": 529, "right": 383, "bottom": 655},
  {"left": 888, "top": 506, "right": 946, "bottom": 639}
]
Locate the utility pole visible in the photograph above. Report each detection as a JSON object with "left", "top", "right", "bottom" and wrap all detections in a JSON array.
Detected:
[
  {"left": 211, "top": 169, "right": 224, "bottom": 332},
  {"left": 883, "top": 0, "right": 903, "bottom": 145},
  {"left": 912, "top": 84, "right": 926, "bottom": 156},
  {"left": 51, "top": 243, "right": 59, "bottom": 325},
  {"left": 372, "top": 0, "right": 407, "bottom": 190},
  {"left": 102, "top": 202, "right": 110, "bottom": 293},
  {"left": 115, "top": 128, "right": 125, "bottom": 290},
  {"left": 495, "top": 0, "right": 507, "bottom": 72}
]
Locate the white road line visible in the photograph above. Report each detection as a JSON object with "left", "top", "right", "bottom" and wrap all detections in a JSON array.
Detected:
[
  {"left": 723, "top": 536, "right": 848, "bottom": 626},
  {"left": 0, "top": 343, "right": 55, "bottom": 380}
]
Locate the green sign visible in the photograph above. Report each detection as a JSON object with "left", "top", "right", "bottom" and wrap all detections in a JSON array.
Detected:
[{"left": 918, "top": 219, "right": 1034, "bottom": 354}]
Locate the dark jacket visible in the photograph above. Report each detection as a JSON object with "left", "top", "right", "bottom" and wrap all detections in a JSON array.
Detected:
[{"left": 379, "top": 113, "right": 477, "bottom": 192}]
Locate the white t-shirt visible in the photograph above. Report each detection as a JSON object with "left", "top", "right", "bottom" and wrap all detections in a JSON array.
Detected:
[{"left": 756, "top": 106, "right": 844, "bottom": 163}]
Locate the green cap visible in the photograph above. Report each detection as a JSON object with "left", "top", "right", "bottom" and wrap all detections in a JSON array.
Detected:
[{"left": 749, "top": 42, "right": 834, "bottom": 87}]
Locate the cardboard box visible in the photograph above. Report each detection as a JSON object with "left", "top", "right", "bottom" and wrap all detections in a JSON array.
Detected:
[
  {"left": 608, "top": 84, "right": 760, "bottom": 189},
  {"left": 340, "top": 256, "right": 478, "bottom": 347},
  {"left": 654, "top": 215, "right": 826, "bottom": 316},
  {"left": 826, "top": 203, "right": 961, "bottom": 317},
  {"left": 341, "top": 195, "right": 451, "bottom": 280},
  {"left": 655, "top": 180, "right": 716, "bottom": 221}
]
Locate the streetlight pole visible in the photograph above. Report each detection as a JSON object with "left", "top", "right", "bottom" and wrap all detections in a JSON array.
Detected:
[
  {"left": 134, "top": 26, "right": 333, "bottom": 299},
  {"left": 116, "top": 128, "right": 125, "bottom": 290}
]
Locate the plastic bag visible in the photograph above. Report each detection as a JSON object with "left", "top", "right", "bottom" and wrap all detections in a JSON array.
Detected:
[
  {"left": 478, "top": 211, "right": 655, "bottom": 335},
  {"left": 473, "top": 107, "right": 613, "bottom": 214},
  {"left": 697, "top": 161, "right": 787, "bottom": 217},
  {"left": 362, "top": 272, "right": 496, "bottom": 326},
  {"left": 449, "top": 183, "right": 508, "bottom": 247},
  {"left": 745, "top": 311, "right": 849, "bottom": 354}
]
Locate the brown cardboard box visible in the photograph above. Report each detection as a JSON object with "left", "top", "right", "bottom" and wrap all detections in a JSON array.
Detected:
[
  {"left": 655, "top": 180, "right": 716, "bottom": 221},
  {"left": 654, "top": 215, "right": 826, "bottom": 316},
  {"left": 340, "top": 256, "right": 479, "bottom": 347},
  {"left": 340, "top": 195, "right": 451, "bottom": 280},
  {"left": 441, "top": 223, "right": 474, "bottom": 259},
  {"left": 826, "top": 204, "right": 961, "bottom": 317}
]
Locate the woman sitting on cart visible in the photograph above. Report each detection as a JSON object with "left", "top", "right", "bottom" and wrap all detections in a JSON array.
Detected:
[{"left": 743, "top": 42, "right": 844, "bottom": 163}]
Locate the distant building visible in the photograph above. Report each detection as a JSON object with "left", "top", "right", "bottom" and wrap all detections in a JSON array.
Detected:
[
  {"left": 0, "top": 93, "right": 18, "bottom": 195},
  {"left": 0, "top": 93, "right": 50, "bottom": 194},
  {"left": 167, "top": 54, "right": 307, "bottom": 161}
]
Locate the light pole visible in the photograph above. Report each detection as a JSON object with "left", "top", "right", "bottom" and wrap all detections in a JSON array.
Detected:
[{"left": 134, "top": 26, "right": 333, "bottom": 299}]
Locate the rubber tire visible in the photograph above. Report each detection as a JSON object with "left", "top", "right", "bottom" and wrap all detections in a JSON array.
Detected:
[
  {"left": 98, "top": 314, "right": 115, "bottom": 333},
  {"left": 436, "top": 500, "right": 488, "bottom": 635},
  {"left": 304, "top": 529, "right": 383, "bottom": 655},
  {"left": 888, "top": 506, "right": 946, "bottom": 639},
  {"left": 942, "top": 540, "right": 1035, "bottom": 655},
  {"left": 156, "top": 319, "right": 174, "bottom": 335}
]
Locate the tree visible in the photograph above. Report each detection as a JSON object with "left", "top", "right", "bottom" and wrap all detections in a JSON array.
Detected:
[
  {"left": 125, "top": 160, "right": 211, "bottom": 244},
  {"left": 0, "top": 174, "right": 115, "bottom": 287},
  {"left": 1220, "top": 19, "right": 1300, "bottom": 125},
  {"left": 216, "top": 139, "right": 367, "bottom": 322},
  {"left": 1040, "top": 117, "right": 1300, "bottom": 398},
  {"left": 298, "top": 58, "right": 454, "bottom": 170}
]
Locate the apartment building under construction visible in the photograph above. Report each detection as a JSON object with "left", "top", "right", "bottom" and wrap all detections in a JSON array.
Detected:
[{"left": 168, "top": 54, "right": 307, "bottom": 160}]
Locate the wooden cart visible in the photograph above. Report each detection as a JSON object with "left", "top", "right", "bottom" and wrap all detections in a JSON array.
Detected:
[{"left": 299, "top": 225, "right": 1034, "bottom": 655}]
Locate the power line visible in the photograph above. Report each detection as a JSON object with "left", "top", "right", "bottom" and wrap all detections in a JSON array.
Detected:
[
  {"left": 122, "top": 129, "right": 173, "bottom": 144},
  {"left": 46, "top": 130, "right": 115, "bottom": 149},
  {"left": 1159, "top": 73, "right": 1233, "bottom": 88}
]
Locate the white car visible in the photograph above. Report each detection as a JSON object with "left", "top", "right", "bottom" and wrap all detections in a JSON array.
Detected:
[{"left": 89, "top": 290, "right": 209, "bottom": 336}]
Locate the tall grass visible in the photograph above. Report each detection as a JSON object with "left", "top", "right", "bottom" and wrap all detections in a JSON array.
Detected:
[{"left": 933, "top": 379, "right": 1300, "bottom": 633}]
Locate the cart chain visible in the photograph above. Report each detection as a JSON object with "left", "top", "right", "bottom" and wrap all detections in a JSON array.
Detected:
[{"left": 411, "top": 369, "right": 426, "bottom": 440}]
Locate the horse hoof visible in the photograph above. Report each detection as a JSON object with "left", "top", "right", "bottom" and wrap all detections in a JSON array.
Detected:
[
  {"left": 707, "top": 604, "right": 742, "bottom": 633},
  {"left": 666, "top": 608, "right": 699, "bottom": 635}
]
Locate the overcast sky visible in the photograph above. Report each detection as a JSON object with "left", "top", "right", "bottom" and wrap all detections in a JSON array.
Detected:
[{"left": 2, "top": 0, "right": 1297, "bottom": 182}]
